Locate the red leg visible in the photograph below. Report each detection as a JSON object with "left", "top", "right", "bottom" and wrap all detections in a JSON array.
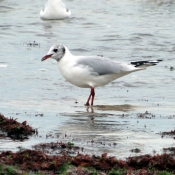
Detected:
[
  {"left": 90, "top": 87, "right": 95, "bottom": 106},
  {"left": 85, "top": 92, "right": 92, "bottom": 106},
  {"left": 85, "top": 86, "right": 95, "bottom": 106}
]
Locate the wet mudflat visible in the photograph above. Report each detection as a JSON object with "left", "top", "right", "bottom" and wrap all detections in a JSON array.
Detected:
[
  {"left": 0, "top": 102, "right": 174, "bottom": 158},
  {"left": 0, "top": 112, "right": 175, "bottom": 175}
]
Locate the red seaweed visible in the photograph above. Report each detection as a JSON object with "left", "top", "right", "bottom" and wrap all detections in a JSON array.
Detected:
[
  {"left": 0, "top": 113, "right": 35, "bottom": 140},
  {"left": 0, "top": 149, "right": 175, "bottom": 174}
]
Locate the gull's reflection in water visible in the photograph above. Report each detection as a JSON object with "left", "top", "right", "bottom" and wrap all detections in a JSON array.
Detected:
[
  {"left": 86, "top": 106, "right": 95, "bottom": 123},
  {"left": 83, "top": 104, "right": 138, "bottom": 123},
  {"left": 86, "top": 106, "right": 94, "bottom": 113}
]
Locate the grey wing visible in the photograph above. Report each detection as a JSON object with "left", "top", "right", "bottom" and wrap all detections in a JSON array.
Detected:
[{"left": 74, "top": 56, "right": 130, "bottom": 76}]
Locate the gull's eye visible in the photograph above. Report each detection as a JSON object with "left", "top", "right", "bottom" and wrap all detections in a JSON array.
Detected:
[{"left": 53, "top": 48, "right": 58, "bottom": 52}]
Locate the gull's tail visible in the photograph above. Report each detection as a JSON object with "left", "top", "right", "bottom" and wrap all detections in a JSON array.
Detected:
[{"left": 131, "top": 59, "right": 163, "bottom": 68}]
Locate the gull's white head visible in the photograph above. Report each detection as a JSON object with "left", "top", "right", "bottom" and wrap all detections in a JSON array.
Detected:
[{"left": 41, "top": 44, "right": 66, "bottom": 62}]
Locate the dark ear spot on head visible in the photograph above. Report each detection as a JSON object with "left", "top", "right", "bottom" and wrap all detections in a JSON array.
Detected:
[{"left": 63, "top": 47, "right": 65, "bottom": 53}]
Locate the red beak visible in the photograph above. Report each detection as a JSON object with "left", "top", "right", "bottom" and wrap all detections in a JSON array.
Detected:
[{"left": 41, "top": 54, "right": 53, "bottom": 61}]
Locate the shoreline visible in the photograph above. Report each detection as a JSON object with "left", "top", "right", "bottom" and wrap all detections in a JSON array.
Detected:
[{"left": 0, "top": 113, "right": 175, "bottom": 175}]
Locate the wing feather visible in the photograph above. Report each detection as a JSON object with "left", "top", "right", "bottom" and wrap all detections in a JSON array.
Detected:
[{"left": 74, "top": 56, "right": 128, "bottom": 76}]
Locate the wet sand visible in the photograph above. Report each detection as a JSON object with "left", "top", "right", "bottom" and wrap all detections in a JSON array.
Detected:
[{"left": 0, "top": 100, "right": 174, "bottom": 160}]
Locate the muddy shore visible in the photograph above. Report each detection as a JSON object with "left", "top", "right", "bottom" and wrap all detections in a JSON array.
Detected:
[{"left": 0, "top": 113, "right": 175, "bottom": 175}]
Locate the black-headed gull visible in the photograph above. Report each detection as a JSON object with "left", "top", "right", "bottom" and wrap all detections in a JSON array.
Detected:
[
  {"left": 40, "top": 0, "right": 71, "bottom": 20},
  {"left": 41, "top": 44, "right": 162, "bottom": 106}
]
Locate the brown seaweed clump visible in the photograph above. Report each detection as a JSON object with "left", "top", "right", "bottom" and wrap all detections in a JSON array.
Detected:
[
  {"left": 0, "top": 113, "right": 35, "bottom": 140},
  {"left": 33, "top": 142, "right": 82, "bottom": 155},
  {"left": 0, "top": 149, "right": 175, "bottom": 174},
  {"left": 0, "top": 149, "right": 70, "bottom": 173},
  {"left": 127, "top": 153, "right": 175, "bottom": 172},
  {"left": 162, "top": 130, "right": 175, "bottom": 136}
]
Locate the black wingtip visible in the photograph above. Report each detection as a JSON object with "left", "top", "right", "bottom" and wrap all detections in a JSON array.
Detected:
[{"left": 131, "top": 60, "right": 163, "bottom": 68}]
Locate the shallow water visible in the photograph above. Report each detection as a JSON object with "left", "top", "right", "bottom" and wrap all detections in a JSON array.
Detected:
[{"left": 0, "top": 0, "right": 175, "bottom": 158}]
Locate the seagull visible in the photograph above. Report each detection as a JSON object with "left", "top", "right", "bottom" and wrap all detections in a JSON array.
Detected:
[
  {"left": 41, "top": 44, "right": 162, "bottom": 106},
  {"left": 40, "top": 0, "right": 71, "bottom": 20}
]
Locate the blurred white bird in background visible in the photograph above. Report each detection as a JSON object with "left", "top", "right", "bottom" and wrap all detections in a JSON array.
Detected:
[{"left": 40, "top": 0, "right": 71, "bottom": 20}]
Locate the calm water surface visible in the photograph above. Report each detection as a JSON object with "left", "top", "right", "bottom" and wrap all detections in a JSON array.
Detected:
[{"left": 0, "top": 0, "right": 175, "bottom": 158}]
